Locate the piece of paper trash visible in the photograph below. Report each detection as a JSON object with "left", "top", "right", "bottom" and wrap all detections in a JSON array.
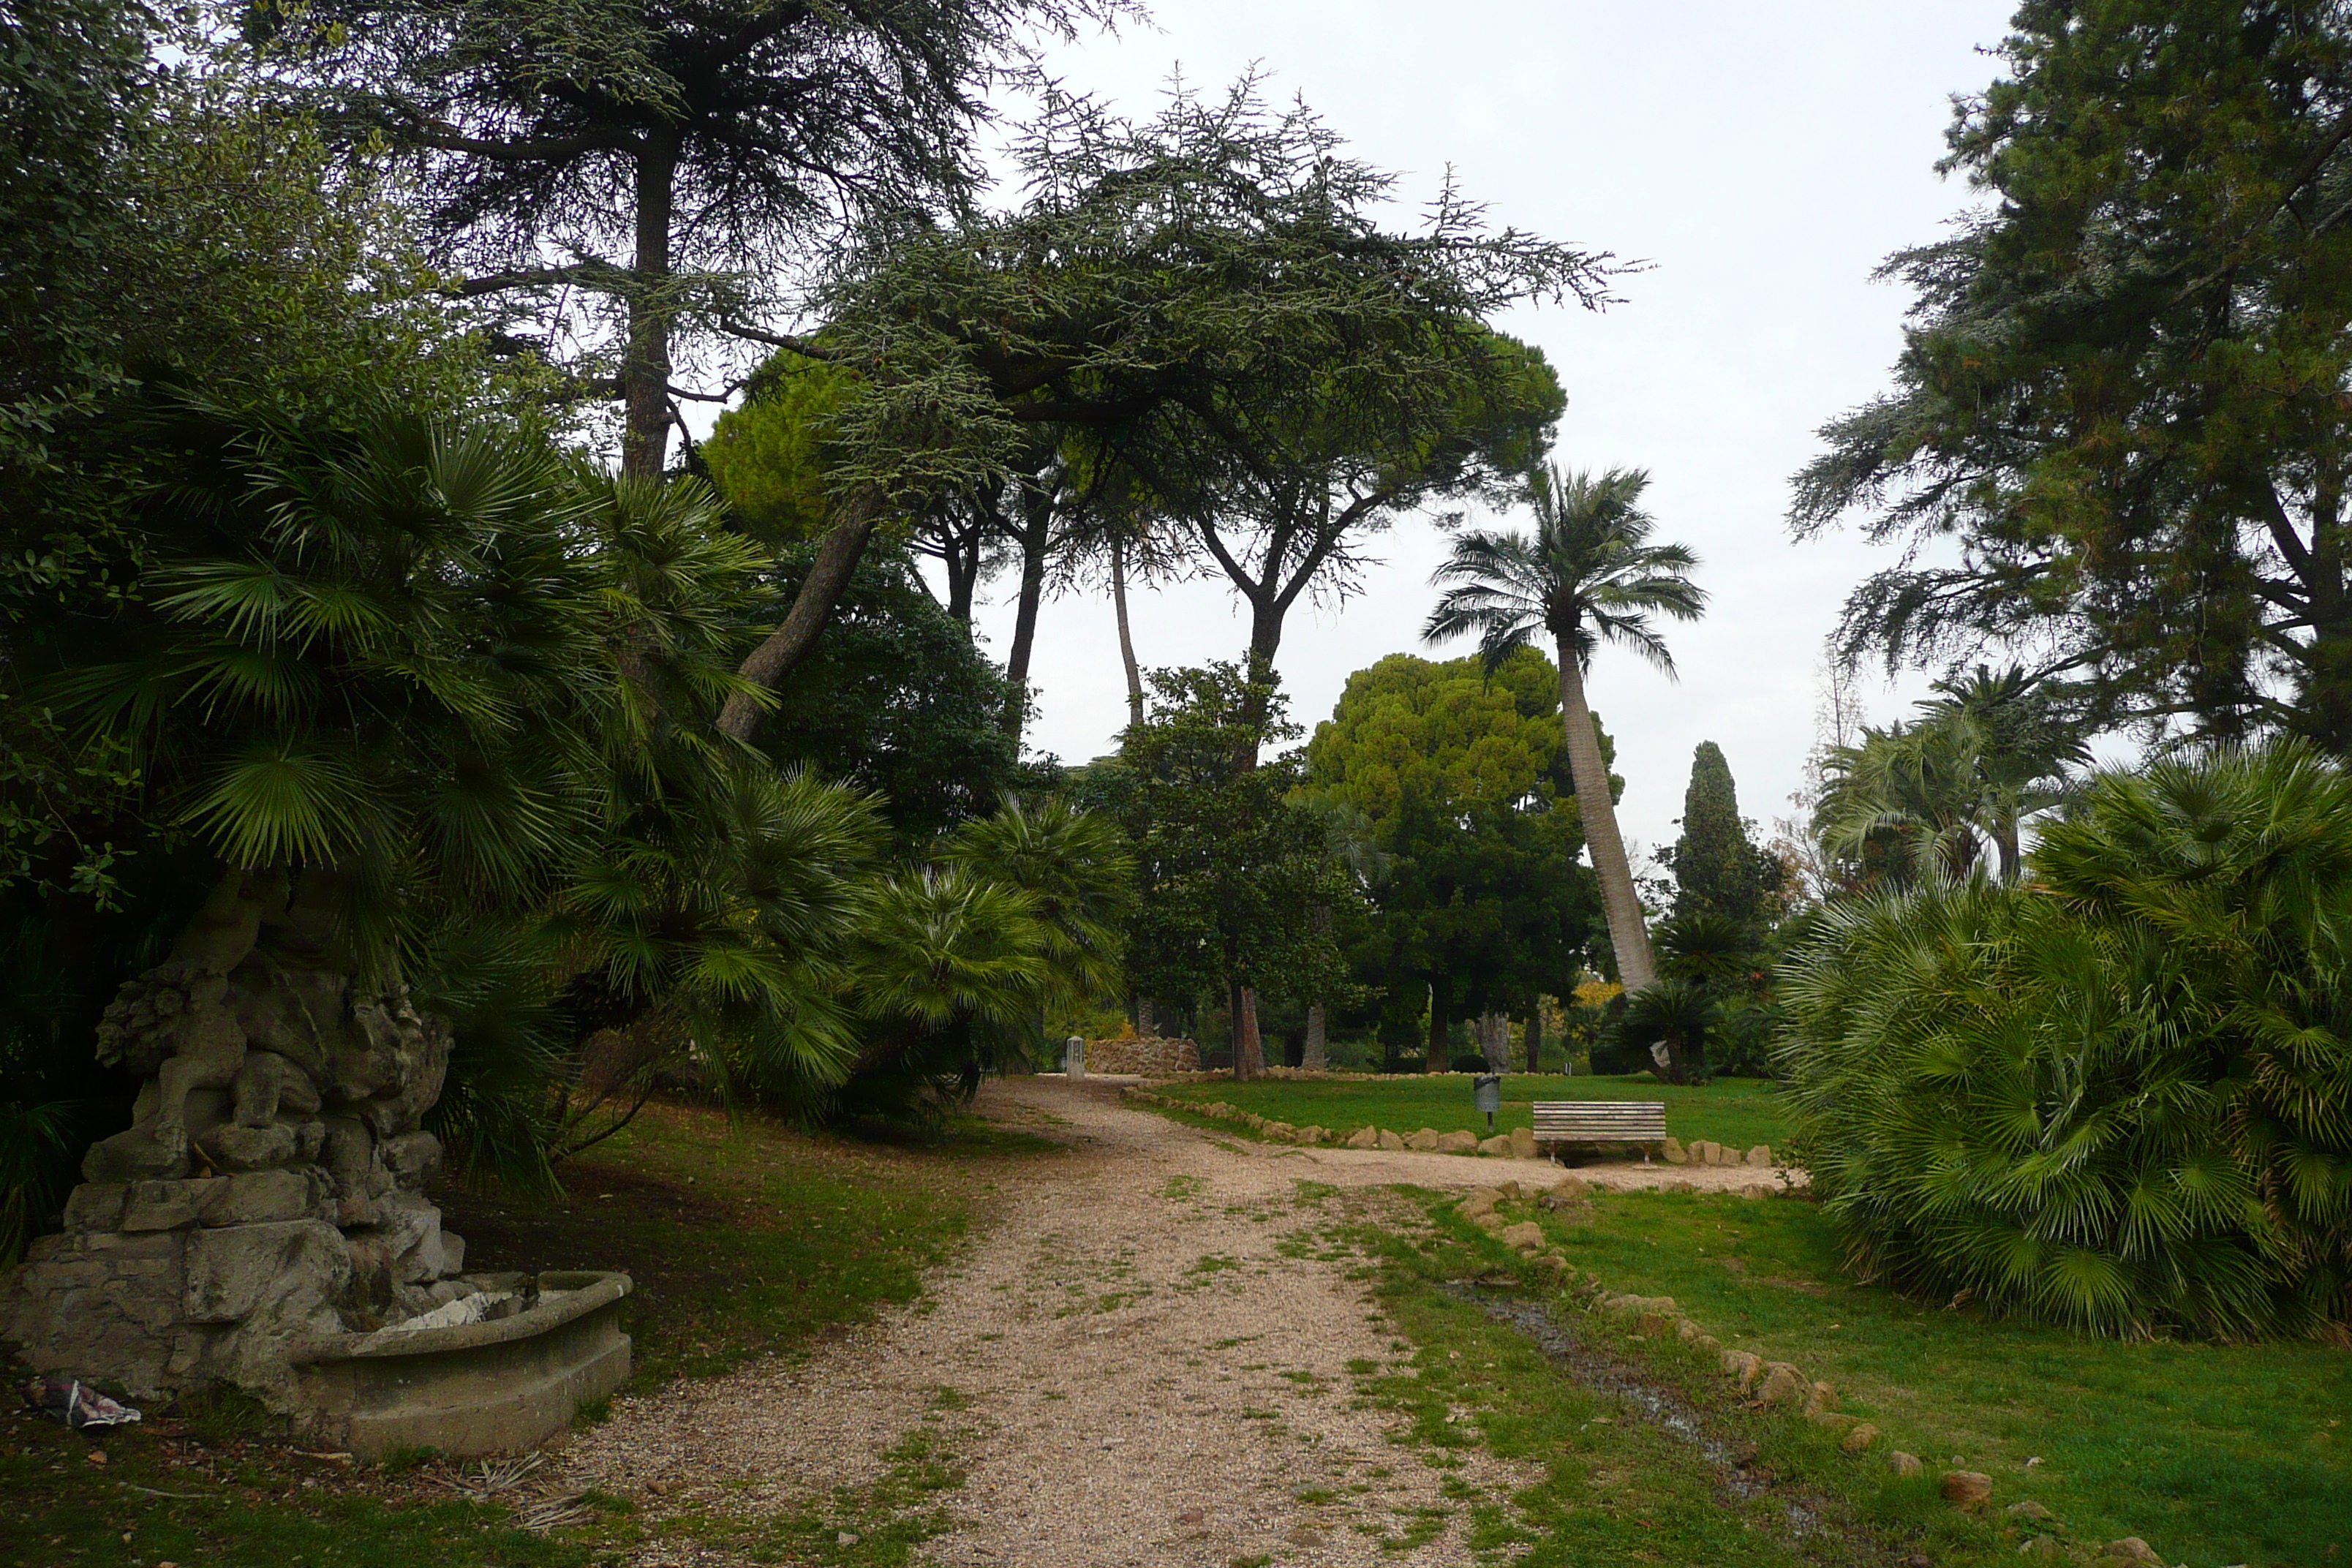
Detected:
[{"left": 22, "top": 1376, "right": 143, "bottom": 1430}]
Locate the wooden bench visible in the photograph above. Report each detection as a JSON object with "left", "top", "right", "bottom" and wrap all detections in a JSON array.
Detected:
[{"left": 1533, "top": 1101, "right": 1667, "bottom": 1162}]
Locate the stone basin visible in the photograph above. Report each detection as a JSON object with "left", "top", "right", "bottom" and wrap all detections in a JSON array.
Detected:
[{"left": 288, "top": 1270, "right": 631, "bottom": 1458}]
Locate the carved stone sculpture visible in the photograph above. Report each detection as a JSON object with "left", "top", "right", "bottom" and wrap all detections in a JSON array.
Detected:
[{"left": 2, "top": 870, "right": 478, "bottom": 1406}]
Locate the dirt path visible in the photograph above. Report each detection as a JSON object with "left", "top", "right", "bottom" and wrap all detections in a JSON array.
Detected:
[{"left": 559, "top": 1079, "right": 1783, "bottom": 1566}]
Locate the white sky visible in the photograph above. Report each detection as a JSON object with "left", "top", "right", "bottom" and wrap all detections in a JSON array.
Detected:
[{"left": 946, "top": 0, "right": 2020, "bottom": 859}]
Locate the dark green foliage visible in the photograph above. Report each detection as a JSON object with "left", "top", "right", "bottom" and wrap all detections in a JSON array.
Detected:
[
  {"left": 755, "top": 545, "right": 1022, "bottom": 846},
  {"left": 1305, "top": 648, "right": 1602, "bottom": 1070},
  {"left": 1082, "top": 664, "right": 1353, "bottom": 1033},
  {"left": 1662, "top": 742, "right": 1782, "bottom": 931},
  {"left": 1612, "top": 975, "right": 1719, "bottom": 1087},
  {"left": 1793, "top": 1, "right": 2352, "bottom": 749},
  {"left": 1779, "top": 744, "right": 2352, "bottom": 1338}
]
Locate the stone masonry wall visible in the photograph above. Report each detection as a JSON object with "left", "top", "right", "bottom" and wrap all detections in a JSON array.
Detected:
[{"left": 1082, "top": 1035, "right": 1202, "bottom": 1075}]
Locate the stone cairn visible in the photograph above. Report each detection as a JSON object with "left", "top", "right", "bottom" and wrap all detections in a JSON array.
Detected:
[{"left": 3, "top": 871, "right": 481, "bottom": 1409}]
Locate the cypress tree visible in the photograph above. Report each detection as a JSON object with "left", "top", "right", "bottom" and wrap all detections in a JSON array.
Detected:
[{"left": 1672, "top": 742, "right": 1757, "bottom": 924}]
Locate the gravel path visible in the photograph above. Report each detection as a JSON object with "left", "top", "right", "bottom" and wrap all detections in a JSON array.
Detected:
[{"left": 559, "top": 1079, "right": 1798, "bottom": 1565}]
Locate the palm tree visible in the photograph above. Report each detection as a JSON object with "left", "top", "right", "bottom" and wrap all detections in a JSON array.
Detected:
[
  {"left": 1423, "top": 465, "right": 1705, "bottom": 993},
  {"left": 1813, "top": 665, "right": 2087, "bottom": 890}
]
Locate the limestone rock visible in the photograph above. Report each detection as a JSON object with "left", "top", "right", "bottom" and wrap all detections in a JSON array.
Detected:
[
  {"left": 1635, "top": 1311, "right": 1675, "bottom": 1337},
  {"left": 1661, "top": 1136, "right": 1688, "bottom": 1164},
  {"left": 1754, "top": 1362, "right": 1806, "bottom": 1407},
  {"left": 1377, "top": 1129, "right": 1407, "bottom": 1152},
  {"left": 63, "top": 1183, "right": 127, "bottom": 1234},
  {"left": 121, "top": 1179, "right": 216, "bottom": 1232},
  {"left": 1405, "top": 1128, "right": 1442, "bottom": 1152},
  {"left": 1493, "top": 1180, "right": 1520, "bottom": 1199},
  {"left": 1346, "top": 1126, "right": 1380, "bottom": 1150},
  {"left": 1668, "top": 1180, "right": 1698, "bottom": 1194},
  {"left": 1889, "top": 1450, "right": 1923, "bottom": 1477},
  {"left": 1550, "top": 1175, "right": 1593, "bottom": 1199},
  {"left": 1477, "top": 1134, "right": 1512, "bottom": 1156},
  {"left": 1695, "top": 1334, "right": 1721, "bottom": 1352},
  {"left": 2006, "top": 1501, "right": 2054, "bottom": 1521},
  {"left": 1722, "top": 1350, "right": 1761, "bottom": 1389},
  {"left": 1802, "top": 1381, "right": 1839, "bottom": 1418},
  {"left": 1461, "top": 1190, "right": 1500, "bottom": 1218},
  {"left": 1508, "top": 1126, "right": 1537, "bottom": 1159},
  {"left": 1686, "top": 1139, "right": 1716, "bottom": 1164},
  {"left": 1941, "top": 1471, "right": 1993, "bottom": 1509},
  {"left": 203, "top": 1170, "right": 326, "bottom": 1227},
  {"left": 1839, "top": 1422, "right": 1880, "bottom": 1453},
  {"left": 1497, "top": 1221, "right": 1544, "bottom": 1251},
  {"left": 1436, "top": 1130, "right": 1477, "bottom": 1154},
  {"left": 380, "top": 1131, "right": 442, "bottom": 1187},
  {"left": 1745, "top": 1144, "right": 1774, "bottom": 1167},
  {"left": 2100, "top": 1539, "right": 2163, "bottom": 1564},
  {"left": 1711, "top": 1142, "right": 1741, "bottom": 1167},
  {"left": 1473, "top": 1212, "right": 1507, "bottom": 1233},
  {"left": 184, "top": 1220, "right": 348, "bottom": 1325},
  {"left": 1294, "top": 1126, "right": 1327, "bottom": 1145},
  {"left": 1676, "top": 1319, "right": 1703, "bottom": 1341}
]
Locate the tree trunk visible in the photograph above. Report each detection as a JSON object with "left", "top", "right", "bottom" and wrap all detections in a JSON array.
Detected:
[
  {"left": 1113, "top": 534, "right": 1144, "bottom": 729},
  {"left": 1525, "top": 998, "right": 1543, "bottom": 1074},
  {"left": 1477, "top": 1009, "right": 1507, "bottom": 1071},
  {"left": 720, "top": 486, "right": 885, "bottom": 739},
  {"left": 946, "top": 519, "right": 981, "bottom": 625},
  {"left": 1303, "top": 1003, "right": 1327, "bottom": 1071},
  {"left": 1556, "top": 642, "right": 1657, "bottom": 992},
  {"left": 619, "top": 137, "right": 679, "bottom": 479},
  {"left": 1001, "top": 483, "right": 1049, "bottom": 742},
  {"left": 1425, "top": 976, "right": 1450, "bottom": 1073},
  {"left": 1232, "top": 981, "right": 1266, "bottom": 1080}
]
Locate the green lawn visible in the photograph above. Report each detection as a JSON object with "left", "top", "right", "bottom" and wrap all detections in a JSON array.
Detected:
[
  {"left": 0, "top": 1103, "right": 1051, "bottom": 1568},
  {"left": 1154, "top": 1071, "right": 1788, "bottom": 1153},
  {"left": 1420, "top": 1182, "right": 2352, "bottom": 1567}
]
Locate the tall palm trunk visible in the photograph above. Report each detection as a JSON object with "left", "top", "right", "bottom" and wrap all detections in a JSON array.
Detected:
[
  {"left": 1112, "top": 535, "right": 1144, "bottom": 729},
  {"left": 1556, "top": 641, "right": 1657, "bottom": 992}
]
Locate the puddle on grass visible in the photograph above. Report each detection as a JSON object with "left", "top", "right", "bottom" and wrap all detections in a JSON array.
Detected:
[{"left": 1442, "top": 1281, "right": 1856, "bottom": 1550}]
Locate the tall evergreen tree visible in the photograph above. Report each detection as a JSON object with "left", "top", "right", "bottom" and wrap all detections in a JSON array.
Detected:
[
  {"left": 1666, "top": 741, "right": 1779, "bottom": 929},
  {"left": 262, "top": 0, "right": 1116, "bottom": 476},
  {"left": 1793, "top": 0, "right": 2352, "bottom": 750}
]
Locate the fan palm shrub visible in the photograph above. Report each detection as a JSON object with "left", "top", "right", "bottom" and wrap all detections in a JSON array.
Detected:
[{"left": 1779, "top": 743, "right": 2352, "bottom": 1338}]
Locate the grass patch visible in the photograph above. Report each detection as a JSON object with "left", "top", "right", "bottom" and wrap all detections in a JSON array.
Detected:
[
  {"left": 1528, "top": 1185, "right": 2352, "bottom": 1567},
  {"left": 1156, "top": 1072, "right": 1787, "bottom": 1152},
  {"left": 1335, "top": 1177, "right": 2352, "bottom": 1567},
  {"left": 0, "top": 1101, "right": 1049, "bottom": 1567}
]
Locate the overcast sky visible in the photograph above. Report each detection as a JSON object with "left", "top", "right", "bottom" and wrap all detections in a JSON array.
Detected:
[{"left": 950, "top": 0, "right": 2020, "bottom": 859}]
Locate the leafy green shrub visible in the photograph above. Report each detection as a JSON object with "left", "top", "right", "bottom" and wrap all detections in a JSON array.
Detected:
[{"left": 1778, "top": 744, "right": 2352, "bottom": 1338}]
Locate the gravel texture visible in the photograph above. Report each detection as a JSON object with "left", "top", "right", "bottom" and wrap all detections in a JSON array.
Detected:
[{"left": 559, "top": 1077, "right": 1801, "bottom": 1564}]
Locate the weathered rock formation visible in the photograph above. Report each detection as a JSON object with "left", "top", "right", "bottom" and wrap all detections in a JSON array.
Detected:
[{"left": 3, "top": 870, "right": 478, "bottom": 1408}]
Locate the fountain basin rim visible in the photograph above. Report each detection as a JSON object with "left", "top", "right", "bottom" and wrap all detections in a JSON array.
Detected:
[{"left": 287, "top": 1271, "right": 633, "bottom": 1365}]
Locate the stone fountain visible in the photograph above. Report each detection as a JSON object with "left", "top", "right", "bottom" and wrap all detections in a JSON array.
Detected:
[{"left": 1, "top": 871, "right": 629, "bottom": 1455}]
